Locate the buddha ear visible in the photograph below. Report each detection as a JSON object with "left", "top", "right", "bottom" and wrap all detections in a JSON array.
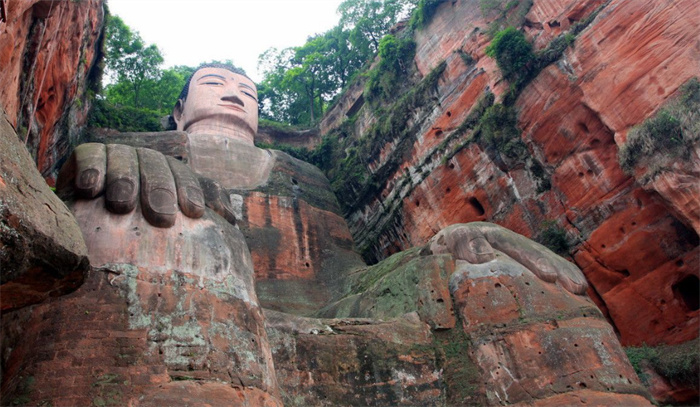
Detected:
[{"left": 173, "top": 99, "right": 185, "bottom": 130}]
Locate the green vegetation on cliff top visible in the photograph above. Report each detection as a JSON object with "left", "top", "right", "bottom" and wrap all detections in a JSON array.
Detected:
[{"left": 90, "top": 1, "right": 421, "bottom": 132}]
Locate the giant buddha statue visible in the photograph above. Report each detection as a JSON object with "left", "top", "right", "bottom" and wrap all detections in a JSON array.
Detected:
[{"left": 1, "top": 64, "right": 649, "bottom": 406}]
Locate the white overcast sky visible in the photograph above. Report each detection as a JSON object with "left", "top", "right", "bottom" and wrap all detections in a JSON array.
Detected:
[{"left": 106, "top": 0, "right": 345, "bottom": 82}]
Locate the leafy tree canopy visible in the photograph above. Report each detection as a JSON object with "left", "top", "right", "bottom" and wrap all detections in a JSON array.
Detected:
[
  {"left": 257, "top": 0, "right": 418, "bottom": 126},
  {"left": 104, "top": 15, "right": 165, "bottom": 109},
  {"left": 94, "top": 0, "right": 441, "bottom": 131},
  {"left": 92, "top": 14, "right": 246, "bottom": 131}
]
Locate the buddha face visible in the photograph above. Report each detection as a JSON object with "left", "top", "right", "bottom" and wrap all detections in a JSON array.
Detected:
[{"left": 173, "top": 67, "right": 259, "bottom": 142}]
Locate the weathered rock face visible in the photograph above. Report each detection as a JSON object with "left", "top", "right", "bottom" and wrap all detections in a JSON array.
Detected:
[
  {"left": 0, "top": 107, "right": 90, "bottom": 397},
  {"left": 82, "top": 130, "right": 366, "bottom": 315},
  {"left": 233, "top": 152, "right": 366, "bottom": 314},
  {"left": 256, "top": 123, "right": 320, "bottom": 150},
  {"left": 311, "top": 223, "right": 652, "bottom": 406},
  {"left": 517, "top": 0, "right": 699, "bottom": 347},
  {"left": 1, "top": 201, "right": 282, "bottom": 406},
  {"left": 2, "top": 0, "right": 697, "bottom": 405},
  {"left": 265, "top": 310, "right": 445, "bottom": 406},
  {"left": 0, "top": 0, "right": 104, "bottom": 183},
  {"left": 320, "top": 0, "right": 699, "bottom": 350},
  {"left": 0, "top": 109, "right": 88, "bottom": 311}
]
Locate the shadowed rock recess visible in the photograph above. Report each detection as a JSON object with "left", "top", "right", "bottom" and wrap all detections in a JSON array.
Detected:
[{"left": 1, "top": 0, "right": 697, "bottom": 406}]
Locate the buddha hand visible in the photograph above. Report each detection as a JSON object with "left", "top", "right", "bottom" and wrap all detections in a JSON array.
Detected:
[
  {"left": 57, "top": 143, "right": 236, "bottom": 228},
  {"left": 429, "top": 222, "right": 588, "bottom": 295}
]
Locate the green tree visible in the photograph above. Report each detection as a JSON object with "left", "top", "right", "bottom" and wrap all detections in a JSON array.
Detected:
[
  {"left": 143, "top": 66, "right": 193, "bottom": 113},
  {"left": 258, "top": 47, "right": 302, "bottom": 123},
  {"left": 104, "top": 15, "right": 164, "bottom": 108},
  {"left": 256, "top": 0, "right": 421, "bottom": 126},
  {"left": 322, "top": 26, "right": 365, "bottom": 90},
  {"left": 410, "top": 0, "right": 443, "bottom": 29},
  {"left": 338, "top": 0, "right": 415, "bottom": 58},
  {"left": 365, "top": 34, "right": 416, "bottom": 102},
  {"left": 258, "top": 35, "right": 342, "bottom": 126},
  {"left": 91, "top": 16, "right": 198, "bottom": 131}
]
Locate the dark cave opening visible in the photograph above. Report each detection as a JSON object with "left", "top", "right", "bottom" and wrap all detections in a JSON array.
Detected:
[
  {"left": 673, "top": 274, "right": 700, "bottom": 312},
  {"left": 468, "top": 197, "right": 485, "bottom": 216}
]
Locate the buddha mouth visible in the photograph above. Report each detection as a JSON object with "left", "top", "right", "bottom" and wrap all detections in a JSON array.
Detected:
[{"left": 218, "top": 103, "right": 245, "bottom": 112}]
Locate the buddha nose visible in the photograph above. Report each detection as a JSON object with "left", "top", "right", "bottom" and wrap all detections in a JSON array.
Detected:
[{"left": 221, "top": 94, "right": 244, "bottom": 106}]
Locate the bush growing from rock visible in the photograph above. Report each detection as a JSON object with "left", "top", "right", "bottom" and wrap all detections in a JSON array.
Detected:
[
  {"left": 485, "top": 26, "right": 534, "bottom": 82},
  {"left": 618, "top": 77, "right": 699, "bottom": 175}
]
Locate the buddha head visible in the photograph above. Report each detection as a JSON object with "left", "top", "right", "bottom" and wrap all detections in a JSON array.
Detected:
[{"left": 173, "top": 63, "right": 259, "bottom": 145}]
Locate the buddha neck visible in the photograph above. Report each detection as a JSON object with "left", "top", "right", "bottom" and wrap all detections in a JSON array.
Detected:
[
  {"left": 184, "top": 122, "right": 255, "bottom": 146},
  {"left": 185, "top": 131, "right": 275, "bottom": 190}
]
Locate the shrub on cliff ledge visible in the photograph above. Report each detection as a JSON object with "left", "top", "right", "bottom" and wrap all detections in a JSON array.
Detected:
[
  {"left": 410, "top": 0, "right": 443, "bottom": 30},
  {"left": 365, "top": 34, "right": 416, "bottom": 103},
  {"left": 485, "top": 27, "right": 534, "bottom": 82},
  {"left": 618, "top": 77, "right": 700, "bottom": 175},
  {"left": 536, "top": 221, "right": 569, "bottom": 255},
  {"left": 625, "top": 338, "right": 700, "bottom": 387},
  {"left": 88, "top": 99, "right": 162, "bottom": 132},
  {"left": 478, "top": 103, "right": 527, "bottom": 160}
]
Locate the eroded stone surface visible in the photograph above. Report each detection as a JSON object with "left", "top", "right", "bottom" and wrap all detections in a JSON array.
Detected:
[
  {"left": 1, "top": 202, "right": 282, "bottom": 406},
  {"left": 320, "top": 0, "right": 699, "bottom": 351},
  {"left": 235, "top": 151, "right": 366, "bottom": 315},
  {"left": 319, "top": 224, "right": 651, "bottom": 405},
  {"left": 0, "top": 109, "right": 88, "bottom": 312},
  {"left": 265, "top": 310, "right": 444, "bottom": 406},
  {"left": 0, "top": 0, "right": 104, "bottom": 181}
]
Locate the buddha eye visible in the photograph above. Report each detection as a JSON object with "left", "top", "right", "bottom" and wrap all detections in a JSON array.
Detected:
[
  {"left": 241, "top": 91, "right": 257, "bottom": 101},
  {"left": 203, "top": 81, "right": 223, "bottom": 86}
]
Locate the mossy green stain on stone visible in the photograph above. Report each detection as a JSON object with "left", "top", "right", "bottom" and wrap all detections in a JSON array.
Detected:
[
  {"left": 625, "top": 338, "right": 700, "bottom": 387},
  {"left": 321, "top": 249, "right": 454, "bottom": 330},
  {"left": 433, "top": 328, "right": 483, "bottom": 405}
]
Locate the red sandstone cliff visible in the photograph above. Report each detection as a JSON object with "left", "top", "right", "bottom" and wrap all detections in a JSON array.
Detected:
[
  {"left": 1, "top": 0, "right": 697, "bottom": 405},
  {"left": 0, "top": 0, "right": 105, "bottom": 184},
  {"left": 320, "top": 0, "right": 699, "bottom": 351}
]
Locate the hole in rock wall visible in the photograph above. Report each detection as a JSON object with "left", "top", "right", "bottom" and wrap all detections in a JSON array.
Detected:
[
  {"left": 468, "top": 197, "right": 485, "bottom": 216},
  {"left": 346, "top": 94, "right": 364, "bottom": 118},
  {"left": 673, "top": 275, "right": 699, "bottom": 312},
  {"left": 32, "top": 0, "right": 58, "bottom": 18},
  {"left": 577, "top": 122, "right": 589, "bottom": 134}
]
